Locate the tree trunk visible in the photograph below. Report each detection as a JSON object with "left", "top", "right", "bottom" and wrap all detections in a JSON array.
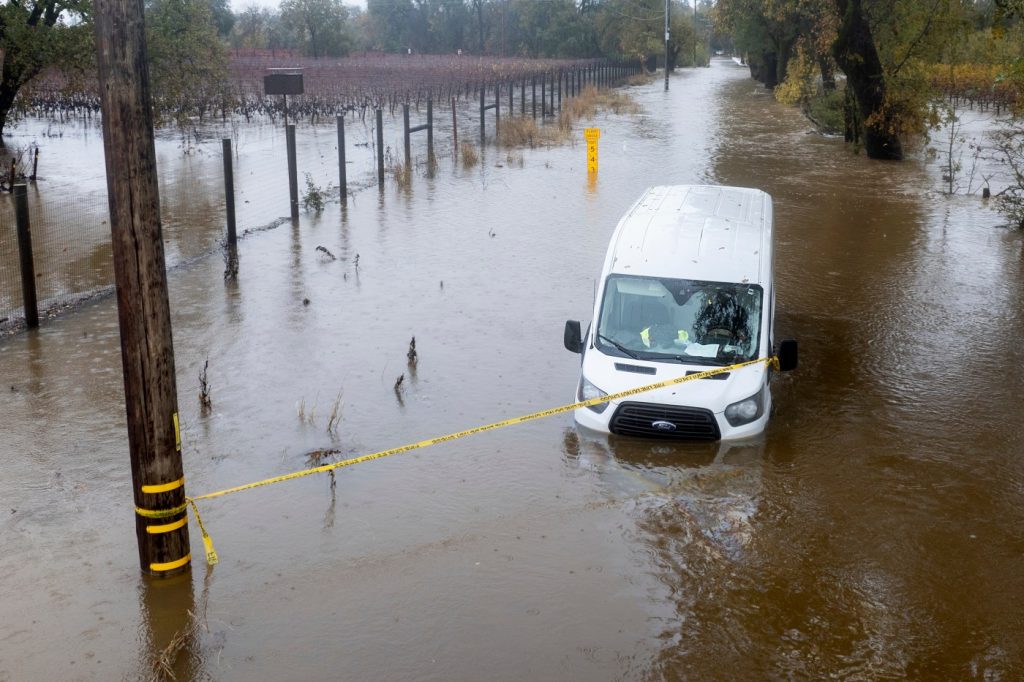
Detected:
[
  {"left": 832, "top": 0, "right": 903, "bottom": 160},
  {"left": 776, "top": 38, "right": 795, "bottom": 90},
  {"left": 0, "top": 85, "right": 17, "bottom": 146},
  {"left": 0, "top": 58, "right": 36, "bottom": 147},
  {"left": 819, "top": 54, "right": 836, "bottom": 92},
  {"left": 843, "top": 83, "right": 860, "bottom": 144},
  {"left": 761, "top": 50, "right": 778, "bottom": 88}
]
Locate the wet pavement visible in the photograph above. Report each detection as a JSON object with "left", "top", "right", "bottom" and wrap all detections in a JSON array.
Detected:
[{"left": 1, "top": 60, "right": 1023, "bottom": 680}]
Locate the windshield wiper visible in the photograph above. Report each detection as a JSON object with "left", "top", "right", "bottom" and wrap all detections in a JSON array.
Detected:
[{"left": 597, "top": 333, "right": 640, "bottom": 359}]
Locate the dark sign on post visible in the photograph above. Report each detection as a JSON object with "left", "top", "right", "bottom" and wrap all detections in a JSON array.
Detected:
[{"left": 263, "top": 73, "right": 304, "bottom": 96}]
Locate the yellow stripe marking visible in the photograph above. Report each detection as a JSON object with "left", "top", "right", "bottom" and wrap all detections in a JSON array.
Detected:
[
  {"left": 150, "top": 553, "right": 191, "bottom": 572},
  {"left": 141, "top": 477, "right": 184, "bottom": 494},
  {"left": 146, "top": 516, "right": 187, "bottom": 534},
  {"left": 173, "top": 412, "right": 181, "bottom": 452}
]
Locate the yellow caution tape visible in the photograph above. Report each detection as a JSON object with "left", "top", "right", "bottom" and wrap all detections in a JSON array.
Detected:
[
  {"left": 189, "top": 356, "right": 771, "bottom": 505},
  {"left": 136, "top": 502, "right": 189, "bottom": 520},
  {"left": 189, "top": 500, "right": 219, "bottom": 566},
  {"left": 184, "top": 357, "right": 774, "bottom": 565},
  {"left": 141, "top": 476, "right": 184, "bottom": 494}
]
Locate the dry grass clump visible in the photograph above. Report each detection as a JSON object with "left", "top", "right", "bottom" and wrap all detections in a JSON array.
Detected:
[
  {"left": 627, "top": 72, "right": 655, "bottom": 86},
  {"left": 390, "top": 160, "right": 412, "bottom": 189},
  {"left": 497, "top": 117, "right": 540, "bottom": 147},
  {"left": 603, "top": 90, "right": 641, "bottom": 115},
  {"left": 561, "top": 85, "right": 641, "bottom": 122},
  {"left": 562, "top": 86, "right": 600, "bottom": 121},
  {"left": 460, "top": 142, "right": 479, "bottom": 168},
  {"left": 498, "top": 116, "right": 573, "bottom": 147}
]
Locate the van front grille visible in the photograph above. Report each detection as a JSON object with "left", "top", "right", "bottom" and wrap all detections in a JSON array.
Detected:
[{"left": 609, "top": 402, "right": 720, "bottom": 440}]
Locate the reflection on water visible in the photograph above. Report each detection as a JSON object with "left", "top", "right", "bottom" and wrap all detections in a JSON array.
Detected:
[{"left": 139, "top": 572, "right": 197, "bottom": 680}]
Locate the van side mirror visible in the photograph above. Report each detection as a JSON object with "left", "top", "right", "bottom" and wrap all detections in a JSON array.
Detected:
[
  {"left": 564, "top": 320, "right": 583, "bottom": 354},
  {"left": 777, "top": 339, "right": 798, "bottom": 371}
]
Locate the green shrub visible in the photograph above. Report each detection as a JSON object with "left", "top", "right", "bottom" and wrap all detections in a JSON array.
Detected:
[{"left": 806, "top": 90, "right": 845, "bottom": 135}]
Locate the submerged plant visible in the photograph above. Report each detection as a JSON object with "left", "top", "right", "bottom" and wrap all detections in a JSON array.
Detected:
[
  {"left": 302, "top": 173, "right": 326, "bottom": 214},
  {"left": 326, "top": 391, "right": 343, "bottom": 433},
  {"left": 198, "top": 359, "right": 212, "bottom": 411},
  {"left": 407, "top": 336, "right": 417, "bottom": 365}
]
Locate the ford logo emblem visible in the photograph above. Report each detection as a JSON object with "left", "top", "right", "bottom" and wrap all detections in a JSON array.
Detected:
[{"left": 651, "top": 420, "right": 677, "bottom": 432}]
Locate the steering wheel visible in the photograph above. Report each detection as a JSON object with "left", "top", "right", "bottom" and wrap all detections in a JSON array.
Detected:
[{"left": 703, "top": 327, "right": 737, "bottom": 345}]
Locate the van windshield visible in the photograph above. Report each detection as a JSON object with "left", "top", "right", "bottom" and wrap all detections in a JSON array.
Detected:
[{"left": 595, "top": 275, "right": 763, "bottom": 365}]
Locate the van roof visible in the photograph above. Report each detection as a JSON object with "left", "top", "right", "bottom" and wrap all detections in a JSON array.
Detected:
[{"left": 606, "top": 185, "right": 772, "bottom": 285}]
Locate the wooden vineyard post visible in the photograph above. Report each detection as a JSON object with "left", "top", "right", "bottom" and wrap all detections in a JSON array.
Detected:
[
  {"left": 376, "top": 108, "right": 384, "bottom": 187},
  {"left": 93, "top": 0, "right": 191, "bottom": 576},
  {"left": 403, "top": 103, "right": 412, "bottom": 169},
  {"left": 13, "top": 184, "right": 38, "bottom": 329},
  {"left": 222, "top": 139, "right": 237, "bottom": 247},
  {"left": 426, "top": 99, "right": 433, "bottom": 161},
  {"left": 337, "top": 115, "right": 347, "bottom": 202},
  {"left": 451, "top": 97, "right": 458, "bottom": 150},
  {"left": 286, "top": 124, "right": 298, "bottom": 220}
]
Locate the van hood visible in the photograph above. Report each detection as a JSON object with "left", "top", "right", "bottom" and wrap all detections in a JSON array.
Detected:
[{"left": 581, "top": 347, "right": 766, "bottom": 412}]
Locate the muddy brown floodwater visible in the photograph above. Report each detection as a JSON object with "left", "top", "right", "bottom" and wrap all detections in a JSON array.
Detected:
[{"left": 2, "top": 60, "right": 1023, "bottom": 680}]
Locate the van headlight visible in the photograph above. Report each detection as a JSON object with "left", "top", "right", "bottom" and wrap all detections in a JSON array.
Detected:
[
  {"left": 578, "top": 377, "right": 609, "bottom": 414},
  {"left": 724, "top": 387, "right": 764, "bottom": 426}
]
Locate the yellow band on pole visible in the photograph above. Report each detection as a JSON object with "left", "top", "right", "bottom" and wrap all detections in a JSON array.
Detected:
[
  {"left": 150, "top": 553, "right": 191, "bottom": 572},
  {"left": 146, "top": 516, "right": 187, "bottom": 535},
  {"left": 173, "top": 412, "right": 181, "bottom": 452},
  {"left": 141, "top": 477, "right": 184, "bottom": 494}
]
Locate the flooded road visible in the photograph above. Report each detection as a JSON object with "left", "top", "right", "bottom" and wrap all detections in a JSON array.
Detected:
[{"left": 2, "top": 60, "right": 1023, "bottom": 680}]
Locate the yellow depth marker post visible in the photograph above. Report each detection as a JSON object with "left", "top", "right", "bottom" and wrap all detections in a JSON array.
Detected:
[
  {"left": 584, "top": 127, "right": 600, "bottom": 173},
  {"left": 186, "top": 356, "right": 779, "bottom": 564}
]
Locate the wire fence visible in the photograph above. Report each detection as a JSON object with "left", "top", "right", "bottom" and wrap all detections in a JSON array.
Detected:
[{"left": 1, "top": 61, "right": 641, "bottom": 334}]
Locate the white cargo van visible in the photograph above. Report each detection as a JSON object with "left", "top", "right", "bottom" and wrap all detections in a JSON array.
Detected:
[{"left": 564, "top": 185, "right": 797, "bottom": 440}]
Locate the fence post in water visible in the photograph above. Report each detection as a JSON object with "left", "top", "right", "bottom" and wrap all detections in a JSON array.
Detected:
[
  {"left": 13, "top": 184, "right": 38, "bottom": 329},
  {"left": 557, "top": 71, "right": 562, "bottom": 111},
  {"left": 520, "top": 78, "right": 525, "bottom": 115},
  {"left": 426, "top": 99, "right": 434, "bottom": 161},
  {"left": 93, "top": 0, "right": 190, "bottom": 576},
  {"left": 376, "top": 108, "right": 384, "bottom": 187},
  {"left": 451, "top": 97, "right": 458, "bottom": 150},
  {"left": 337, "top": 114, "right": 347, "bottom": 203},
  {"left": 479, "top": 85, "right": 485, "bottom": 144},
  {"left": 494, "top": 84, "right": 500, "bottom": 135},
  {"left": 540, "top": 72, "right": 546, "bottom": 116},
  {"left": 508, "top": 82, "right": 513, "bottom": 116},
  {"left": 286, "top": 124, "right": 298, "bottom": 220},
  {"left": 222, "top": 139, "right": 236, "bottom": 247},
  {"left": 548, "top": 74, "right": 554, "bottom": 114},
  {"left": 7, "top": 159, "right": 14, "bottom": 192},
  {"left": 531, "top": 76, "right": 537, "bottom": 119},
  {"left": 403, "top": 103, "right": 411, "bottom": 169},
  {"left": 31, "top": 148, "right": 39, "bottom": 181}
]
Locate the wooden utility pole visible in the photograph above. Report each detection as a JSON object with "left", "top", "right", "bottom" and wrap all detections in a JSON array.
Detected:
[{"left": 94, "top": 0, "right": 191, "bottom": 576}]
